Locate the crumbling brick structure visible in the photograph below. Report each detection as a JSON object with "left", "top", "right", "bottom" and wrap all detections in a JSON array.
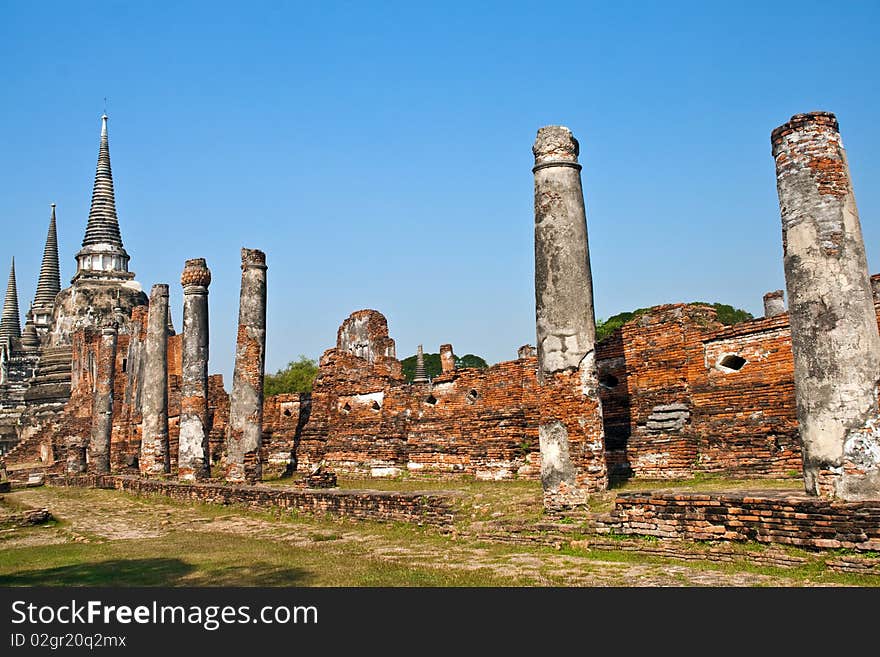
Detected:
[{"left": 11, "top": 299, "right": 880, "bottom": 487}]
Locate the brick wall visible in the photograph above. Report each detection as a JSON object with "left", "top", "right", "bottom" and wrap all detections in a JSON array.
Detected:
[
  {"left": 12, "top": 302, "right": 880, "bottom": 484},
  {"left": 597, "top": 490, "right": 880, "bottom": 550},
  {"left": 52, "top": 474, "right": 456, "bottom": 528}
]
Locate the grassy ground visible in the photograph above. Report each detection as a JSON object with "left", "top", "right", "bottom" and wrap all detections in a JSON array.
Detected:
[{"left": 0, "top": 478, "right": 876, "bottom": 587}]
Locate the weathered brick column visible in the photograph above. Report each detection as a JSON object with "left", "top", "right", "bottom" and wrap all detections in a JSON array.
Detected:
[
  {"left": 179, "top": 258, "right": 212, "bottom": 481},
  {"left": 66, "top": 436, "right": 86, "bottom": 474},
  {"left": 532, "top": 125, "right": 608, "bottom": 508},
  {"left": 226, "top": 248, "right": 267, "bottom": 483},
  {"left": 140, "top": 283, "right": 170, "bottom": 475},
  {"left": 763, "top": 290, "right": 786, "bottom": 317},
  {"left": 89, "top": 323, "right": 117, "bottom": 474},
  {"left": 439, "top": 344, "right": 455, "bottom": 374},
  {"left": 772, "top": 111, "right": 880, "bottom": 500}
]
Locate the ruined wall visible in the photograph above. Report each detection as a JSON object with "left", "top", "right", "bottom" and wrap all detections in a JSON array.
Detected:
[
  {"left": 596, "top": 304, "right": 804, "bottom": 480},
  {"left": 11, "top": 298, "right": 880, "bottom": 484},
  {"left": 691, "top": 315, "right": 802, "bottom": 477},
  {"left": 260, "top": 310, "right": 541, "bottom": 481}
]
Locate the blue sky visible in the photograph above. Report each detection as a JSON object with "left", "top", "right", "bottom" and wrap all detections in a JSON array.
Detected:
[{"left": 1, "top": 1, "right": 878, "bottom": 383}]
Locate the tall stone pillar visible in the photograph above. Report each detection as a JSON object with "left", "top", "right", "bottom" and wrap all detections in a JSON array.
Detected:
[
  {"left": 763, "top": 290, "right": 786, "bottom": 317},
  {"left": 89, "top": 323, "right": 118, "bottom": 474},
  {"left": 532, "top": 125, "right": 608, "bottom": 508},
  {"left": 226, "top": 248, "right": 267, "bottom": 483},
  {"left": 66, "top": 436, "right": 86, "bottom": 475},
  {"left": 439, "top": 344, "right": 455, "bottom": 374},
  {"left": 179, "top": 258, "right": 212, "bottom": 481},
  {"left": 771, "top": 111, "right": 880, "bottom": 500},
  {"left": 140, "top": 284, "right": 170, "bottom": 476}
]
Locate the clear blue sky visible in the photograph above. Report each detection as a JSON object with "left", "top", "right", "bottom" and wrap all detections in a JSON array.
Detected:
[{"left": 2, "top": 1, "right": 879, "bottom": 384}]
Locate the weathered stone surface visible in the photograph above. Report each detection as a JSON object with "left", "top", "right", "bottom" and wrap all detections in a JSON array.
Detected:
[
  {"left": 139, "top": 284, "right": 169, "bottom": 475},
  {"left": 225, "top": 249, "right": 267, "bottom": 483},
  {"left": 439, "top": 344, "right": 455, "bottom": 374},
  {"left": 533, "top": 125, "right": 607, "bottom": 507},
  {"left": 178, "top": 258, "right": 212, "bottom": 481},
  {"left": 88, "top": 324, "right": 117, "bottom": 473},
  {"left": 772, "top": 111, "right": 880, "bottom": 499},
  {"left": 763, "top": 290, "right": 786, "bottom": 317}
]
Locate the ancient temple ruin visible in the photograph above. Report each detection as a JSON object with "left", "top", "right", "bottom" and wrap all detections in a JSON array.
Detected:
[{"left": 2, "top": 110, "right": 880, "bottom": 519}]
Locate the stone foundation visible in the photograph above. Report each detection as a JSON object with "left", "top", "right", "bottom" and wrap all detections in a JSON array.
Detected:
[
  {"left": 50, "top": 475, "right": 457, "bottom": 528},
  {"left": 597, "top": 490, "right": 880, "bottom": 551}
]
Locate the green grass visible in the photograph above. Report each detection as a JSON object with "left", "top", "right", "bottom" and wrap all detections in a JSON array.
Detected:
[
  {"left": 1, "top": 481, "right": 877, "bottom": 587},
  {"left": 0, "top": 530, "right": 527, "bottom": 586}
]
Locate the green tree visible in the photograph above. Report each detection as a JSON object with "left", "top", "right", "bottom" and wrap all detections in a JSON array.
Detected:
[
  {"left": 264, "top": 355, "right": 319, "bottom": 396},
  {"left": 400, "top": 352, "right": 488, "bottom": 381},
  {"left": 595, "top": 302, "right": 753, "bottom": 342}
]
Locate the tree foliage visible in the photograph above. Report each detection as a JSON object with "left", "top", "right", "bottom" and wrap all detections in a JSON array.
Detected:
[
  {"left": 595, "top": 302, "right": 753, "bottom": 342},
  {"left": 400, "top": 352, "right": 488, "bottom": 382},
  {"left": 264, "top": 355, "right": 319, "bottom": 396}
]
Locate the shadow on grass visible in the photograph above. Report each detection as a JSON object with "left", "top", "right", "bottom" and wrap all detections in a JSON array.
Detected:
[
  {"left": 0, "top": 558, "right": 315, "bottom": 587},
  {"left": 0, "top": 558, "right": 196, "bottom": 586}
]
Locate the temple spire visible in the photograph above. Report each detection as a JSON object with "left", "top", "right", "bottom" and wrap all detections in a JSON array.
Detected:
[
  {"left": 33, "top": 203, "right": 61, "bottom": 310},
  {"left": 73, "top": 114, "right": 132, "bottom": 281},
  {"left": 0, "top": 259, "right": 21, "bottom": 343},
  {"left": 83, "top": 115, "right": 122, "bottom": 247},
  {"left": 413, "top": 344, "right": 428, "bottom": 383}
]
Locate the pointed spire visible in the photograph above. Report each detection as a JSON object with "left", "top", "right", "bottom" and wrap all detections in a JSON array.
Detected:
[
  {"left": 0, "top": 259, "right": 22, "bottom": 343},
  {"left": 83, "top": 115, "right": 123, "bottom": 247},
  {"left": 33, "top": 203, "right": 61, "bottom": 309},
  {"left": 413, "top": 344, "right": 428, "bottom": 383},
  {"left": 74, "top": 114, "right": 132, "bottom": 282}
]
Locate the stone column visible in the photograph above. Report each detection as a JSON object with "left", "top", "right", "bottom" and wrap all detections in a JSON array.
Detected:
[
  {"left": 89, "top": 323, "right": 117, "bottom": 474},
  {"left": 439, "top": 344, "right": 455, "bottom": 374},
  {"left": 140, "top": 284, "right": 170, "bottom": 476},
  {"left": 533, "top": 125, "right": 608, "bottom": 508},
  {"left": 66, "top": 436, "right": 86, "bottom": 475},
  {"left": 179, "top": 258, "right": 212, "bottom": 481},
  {"left": 763, "top": 290, "right": 786, "bottom": 317},
  {"left": 772, "top": 111, "right": 880, "bottom": 500},
  {"left": 226, "top": 248, "right": 267, "bottom": 483}
]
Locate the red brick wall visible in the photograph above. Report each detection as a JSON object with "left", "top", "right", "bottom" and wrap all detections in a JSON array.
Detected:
[{"left": 20, "top": 302, "right": 880, "bottom": 484}]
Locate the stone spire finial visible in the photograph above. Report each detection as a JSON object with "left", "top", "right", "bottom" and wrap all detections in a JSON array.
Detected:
[
  {"left": 73, "top": 114, "right": 132, "bottom": 281},
  {"left": 0, "top": 258, "right": 21, "bottom": 343},
  {"left": 413, "top": 344, "right": 428, "bottom": 383},
  {"left": 33, "top": 203, "right": 61, "bottom": 314}
]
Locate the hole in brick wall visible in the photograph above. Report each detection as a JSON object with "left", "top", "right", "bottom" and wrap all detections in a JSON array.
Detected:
[
  {"left": 599, "top": 373, "right": 619, "bottom": 388},
  {"left": 121, "top": 358, "right": 127, "bottom": 373},
  {"left": 467, "top": 389, "right": 479, "bottom": 403},
  {"left": 718, "top": 354, "right": 747, "bottom": 372},
  {"left": 371, "top": 401, "right": 381, "bottom": 411},
  {"left": 425, "top": 395, "right": 438, "bottom": 406},
  {"left": 341, "top": 402, "right": 352, "bottom": 414},
  {"left": 283, "top": 409, "right": 292, "bottom": 417}
]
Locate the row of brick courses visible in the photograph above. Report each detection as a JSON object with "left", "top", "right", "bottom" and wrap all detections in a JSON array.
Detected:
[
  {"left": 691, "top": 314, "right": 802, "bottom": 477},
  {"left": 597, "top": 490, "right": 880, "bottom": 550},
  {"left": 50, "top": 474, "right": 457, "bottom": 528}
]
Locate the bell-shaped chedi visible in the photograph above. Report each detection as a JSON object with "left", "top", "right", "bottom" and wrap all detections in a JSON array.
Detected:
[{"left": 48, "top": 115, "right": 147, "bottom": 346}]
